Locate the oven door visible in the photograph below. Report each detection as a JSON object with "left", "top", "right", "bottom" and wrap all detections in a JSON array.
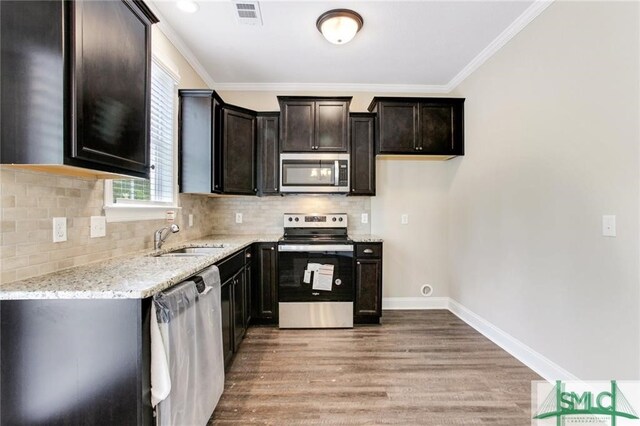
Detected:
[{"left": 277, "top": 244, "right": 354, "bottom": 302}]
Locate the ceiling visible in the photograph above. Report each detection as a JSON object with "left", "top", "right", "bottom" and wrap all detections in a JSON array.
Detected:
[{"left": 150, "top": 1, "right": 546, "bottom": 92}]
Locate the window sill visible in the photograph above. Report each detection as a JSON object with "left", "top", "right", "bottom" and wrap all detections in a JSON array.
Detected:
[{"left": 103, "top": 204, "right": 182, "bottom": 223}]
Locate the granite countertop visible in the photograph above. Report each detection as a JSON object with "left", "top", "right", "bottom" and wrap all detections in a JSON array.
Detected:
[
  {"left": 0, "top": 233, "right": 383, "bottom": 301},
  {"left": 0, "top": 235, "right": 281, "bottom": 301},
  {"left": 350, "top": 234, "right": 384, "bottom": 243}
]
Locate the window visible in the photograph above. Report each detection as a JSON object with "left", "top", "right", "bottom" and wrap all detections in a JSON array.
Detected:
[{"left": 104, "top": 59, "right": 179, "bottom": 222}]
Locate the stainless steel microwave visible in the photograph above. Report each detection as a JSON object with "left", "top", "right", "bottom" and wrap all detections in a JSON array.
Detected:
[{"left": 280, "top": 153, "right": 349, "bottom": 193}]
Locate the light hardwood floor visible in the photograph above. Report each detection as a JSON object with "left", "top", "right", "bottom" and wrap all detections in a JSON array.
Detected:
[{"left": 209, "top": 310, "right": 540, "bottom": 425}]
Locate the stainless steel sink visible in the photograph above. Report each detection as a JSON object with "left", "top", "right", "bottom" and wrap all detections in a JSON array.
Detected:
[{"left": 155, "top": 245, "right": 228, "bottom": 257}]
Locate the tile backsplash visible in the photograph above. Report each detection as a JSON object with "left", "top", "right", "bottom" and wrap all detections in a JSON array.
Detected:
[
  {"left": 0, "top": 167, "right": 371, "bottom": 285},
  {"left": 207, "top": 195, "right": 371, "bottom": 235},
  {"left": 0, "top": 167, "right": 216, "bottom": 284}
]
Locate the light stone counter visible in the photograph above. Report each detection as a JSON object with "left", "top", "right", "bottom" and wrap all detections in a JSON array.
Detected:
[
  {"left": 0, "top": 235, "right": 281, "bottom": 300},
  {"left": 350, "top": 234, "right": 384, "bottom": 243}
]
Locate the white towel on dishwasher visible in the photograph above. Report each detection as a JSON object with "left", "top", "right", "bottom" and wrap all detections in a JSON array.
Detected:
[{"left": 150, "top": 302, "right": 171, "bottom": 407}]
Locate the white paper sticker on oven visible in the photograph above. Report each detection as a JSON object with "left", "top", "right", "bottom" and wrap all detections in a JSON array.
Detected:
[{"left": 312, "top": 264, "right": 334, "bottom": 291}]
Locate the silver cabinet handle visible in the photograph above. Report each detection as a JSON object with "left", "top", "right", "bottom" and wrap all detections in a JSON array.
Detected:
[
  {"left": 246, "top": 252, "right": 251, "bottom": 258},
  {"left": 270, "top": 247, "right": 275, "bottom": 251},
  {"left": 357, "top": 261, "right": 361, "bottom": 265},
  {"left": 363, "top": 249, "right": 374, "bottom": 254}
]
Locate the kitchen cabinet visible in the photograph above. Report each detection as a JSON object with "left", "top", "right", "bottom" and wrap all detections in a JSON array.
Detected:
[
  {"left": 217, "top": 248, "right": 252, "bottom": 369},
  {"left": 0, "top": 298, "right": 154, "bottom": 425},
  {"left": 252, "top": 243, "right": 279, "bottom": 324},
  {"left": 179, "top": 90, "right": 257, "bottom": 195},
  {"left": 369, "top": 97, "right": 465, "bottom": 157},
  {"left": 257, "top": 113, "right": 280, "bottom": 195},
  {"left": 354, "top": 243, "right": 383, "bottom": 324},
  {"left": 279, "top": 97, "right": 351, "bottom": 152},
  {"left": 178, "top": 90, "right": 224, "bottom": 194},
  {"left": 0, "top": 0, "right": 157, "bottom": 179},
  {"left": 350, "top": 113, "right": 376, "bottom": 196},
  {"left": 222, "top": 106, "right": 257, "bottom": 195}
]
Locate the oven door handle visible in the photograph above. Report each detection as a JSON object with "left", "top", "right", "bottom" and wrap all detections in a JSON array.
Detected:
[{"left": 278, "top": 244, "right": 354, "bottom": 252}]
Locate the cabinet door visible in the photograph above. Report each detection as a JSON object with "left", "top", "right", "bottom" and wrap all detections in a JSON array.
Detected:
[
  {"left": 179, "top": 94, "right": 212, "bottom": 193},
  {"left": 420, "top": 102, "right": 464, "bottom": 155},
  {"left": 350, "top": 115, "right": 375, "bottom": 195},
  {"left": 244, "top": 264, "right": 252, "bottom": 328},
  {"left": 253, "top": 243, "right": 278, "bottom": 320},
  {"left": 377, "top": 102, "right": 419, "bottom": 154},
  {"left": 355, "top": 258, "right": 382, "bottom": 317},
  {"left": 420, "top": 104, "right": 453, "bottom": 154},
  {"left": 257, "top": 114, "right": 280, "bottom": 195},
  {"left": 280, "top": 101, "right": 314, "bottom": 152},
  {"left": 221, "top": 279, "right": 234, "bottom": 368},
  {"left": 315, "top": 101, "right": 349, "bottom": 152},
  {"left": 71, "top": 0, "right": 152, "bottom": 177},
  {"left": 232, "top": 270, "right": 246, "bottom": 352},
  {"left": 223, "top": 108, "right": 256, "bottom": 194}
]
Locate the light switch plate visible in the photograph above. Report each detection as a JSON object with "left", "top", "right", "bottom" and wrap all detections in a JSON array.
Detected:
[
  {"left": 401, "top": 214, "right": 409, "bottom": 225},
  {"left": 52, "top": 217, "right": 67, "bottom": 243},
  {"left": 235, "top": 213, "right": 243, "bottom": 224},
  {"left": 361, "top": 213, "right": 368, "bottom": 224},
  {"left": 602, "top": 215, "right": 616, "bottom": 237},
  {"left": 90, "top": 216, "right": 106, "bottom": 238}
]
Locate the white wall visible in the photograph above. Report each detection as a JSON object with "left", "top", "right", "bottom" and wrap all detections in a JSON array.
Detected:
[
  {"left": 449, "top": 1, "right": 639, "bottom": 380},
  {"left": 372, "top": 158, "right": 452, "bottom": 298}
]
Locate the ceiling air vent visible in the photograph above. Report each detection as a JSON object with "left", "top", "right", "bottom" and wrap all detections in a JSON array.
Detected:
[{"left": 233, "top": 1, "right": 263, "bottom": 26}]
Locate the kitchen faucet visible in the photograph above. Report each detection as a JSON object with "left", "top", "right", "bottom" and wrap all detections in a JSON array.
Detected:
[{"left": 154, "top": 224, "right": 180, "bottom": 250}]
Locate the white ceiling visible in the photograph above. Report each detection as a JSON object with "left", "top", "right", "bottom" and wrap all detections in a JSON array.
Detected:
[{"left": 150, "top": 0, "right": 545, "bottom": 92}]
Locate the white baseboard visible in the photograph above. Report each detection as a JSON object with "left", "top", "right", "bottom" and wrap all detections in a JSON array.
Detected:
[
  {"left": 382, "top": 297, "right": 449, "bottom": 310},
  {"left": 447, "top": 298, "right": 578, "bottom": 382},
  {"left": 383, "top": 296, "right": 577, "bottom": 382}
]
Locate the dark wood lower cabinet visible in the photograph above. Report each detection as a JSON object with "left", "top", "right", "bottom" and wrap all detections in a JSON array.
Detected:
[
  {"left": 0, "top": 298, "right": 153, "bottom": 425},
  {"left": 220, "top": 278, "right": 234, "bottom": 368},
  {"left": 252, "top": 243, "right": 278, "bottom": 324},
  {"left": 354, "top": 243, "right": 383, "bottom": 324}
]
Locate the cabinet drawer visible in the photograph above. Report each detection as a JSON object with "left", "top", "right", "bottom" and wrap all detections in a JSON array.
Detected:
[
  {"left": 217, "top": 251, "right": 245, "bottom": 283},
  {"left": 356, "top": 244, "right": 382, "bottom": 258}
]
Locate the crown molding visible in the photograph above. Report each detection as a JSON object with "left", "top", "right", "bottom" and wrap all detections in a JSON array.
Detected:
[
  {"left": 147, "top": 2, "right": 217, "bottom": 89},
  {"left": 150, "top": 0, "right": 554, "bottom": 94},
  {"left": 445, "top": 0, "right": 555, "bottom": 91},
  {"left": 213, "top": 82, "right": 449, "bottom": 94}
]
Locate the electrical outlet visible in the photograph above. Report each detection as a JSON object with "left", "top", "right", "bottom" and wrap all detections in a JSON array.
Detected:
[
  {"left": 235, "top": 213, "right": 243, "bottom": 224},
  {"left": 52, "top": 217, "right": 67, "bottom": 243},
  {"left": 90, "top": 216, "right": 106, "bottom": 238},
  {"left": 401, "top": 214, "right": 409, "bottom": 225},
  {"left": 602, "top": 215, "right": 616, "bottom": 237},
  {"left": 188, "top": 214, "right": 194, "bottom": 227},
  {"left": 361, "top": 213, "right": 368, "bottom": 224}
]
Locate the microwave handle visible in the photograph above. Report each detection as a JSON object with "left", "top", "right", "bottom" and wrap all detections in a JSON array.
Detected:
[{"left": 334, "top": 161, "right": 339, "bottom": 186}]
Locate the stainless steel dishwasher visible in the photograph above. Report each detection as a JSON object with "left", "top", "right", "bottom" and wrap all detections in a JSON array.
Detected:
[{"left": 151, "top": 265, "right": 224, "bottom": 426}]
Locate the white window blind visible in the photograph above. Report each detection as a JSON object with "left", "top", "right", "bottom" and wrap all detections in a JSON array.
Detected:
[{"left": 111, "top": 61, "right": 176, "bottom": 204}]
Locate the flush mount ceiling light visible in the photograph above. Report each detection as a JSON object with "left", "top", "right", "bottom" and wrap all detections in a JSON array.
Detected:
[
  {"left": 176, "top": 0, "right": 199, "bottom": 13},
  {"left": 316, "top": 9, "right": 363, "bottom": 45}
]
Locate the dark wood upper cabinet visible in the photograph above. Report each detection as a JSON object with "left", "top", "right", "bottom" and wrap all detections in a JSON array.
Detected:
[
  {"left": 278, "top": 97, "right": 351, "bottom": 152},
  {"left": 179, "top": 90, "right": 257, "bottom": 195},
  {"left": 222, "top": 106, "right": 256, "bottom": 195},
  {"left": 0, "top": 0, "right": 158, "bottom": 179},
  {"left": 257, "top": 113, "right": 280, "bottom": 195},
  {"left": 350, "top": 113, "right": 376, "bottom": 196},
  {"left": 369, "top": 97, "right": 464, "bottom": 157}
]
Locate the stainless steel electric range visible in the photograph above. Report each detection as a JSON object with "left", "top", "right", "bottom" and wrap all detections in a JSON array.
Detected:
[{"left": 278, "top": 213, "right": 354, "bottom": 328}]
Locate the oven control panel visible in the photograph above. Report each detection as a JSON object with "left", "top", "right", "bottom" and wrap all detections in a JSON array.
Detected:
[{"left": 283, "top": 213, "right": 348, "bottom": 228}]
